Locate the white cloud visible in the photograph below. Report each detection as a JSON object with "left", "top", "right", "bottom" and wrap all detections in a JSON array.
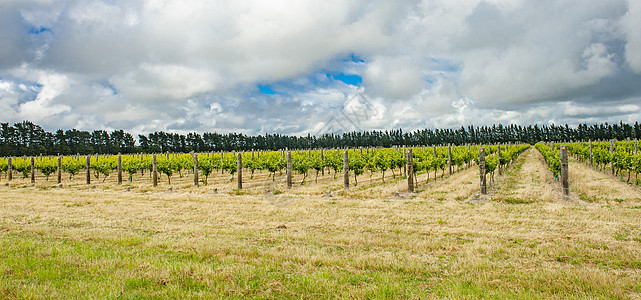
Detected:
[
  {"left": 622, "top": 0, "right": 641, "bottom": 73},
  {"left": 110, "top": 64, "right": 220, "bottom": 101},
  {"left": 0, "top": 0, "right": 639, "bottom": 136},
  {"left": 363, "top": 55, "right": 426, "bottom": 99},
  {"left": 0, "top": 80, "right": 20, "bottom": 121},
  {"left": 17, "top": 72, "right": 71, "bottom": 122}
]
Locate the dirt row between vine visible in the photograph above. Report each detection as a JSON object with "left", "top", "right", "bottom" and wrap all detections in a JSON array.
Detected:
[
  {"left": 488, "top": 146, "right": 641, "bottom": 205},
  {"left": 490, "top": 147, "right": 563, "bottom": 203}
]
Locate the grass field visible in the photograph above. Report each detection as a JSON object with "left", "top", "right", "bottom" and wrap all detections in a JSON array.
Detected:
[{"left": 1, "top": 148, "right": 640, "bottom": 299}]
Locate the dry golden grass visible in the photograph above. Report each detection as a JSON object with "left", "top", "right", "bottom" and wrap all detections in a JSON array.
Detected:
[
  {"left": 1, "top": 149, "right": 640, "bottom": 298},
  {"left": 417, "top": 165, "right": 480, "bottom": 202},
  {"left": 569, "top": 157, "right": 641, "bottom": 204},
  {"left": 492, "top": 147, "right": 562, "bottom": 203}
]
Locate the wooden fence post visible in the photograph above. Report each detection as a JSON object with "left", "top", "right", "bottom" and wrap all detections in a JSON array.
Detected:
[
  {"left": 30, "top": 157, "right": 35, "bottom": 185},
  {"left": 497, "top": 144, "right": 502, "bottom": 175},
  {"left": 407, "top": 149, "right": 414, "bottom": 193},
  {"left": 448, "top": 143, "right": 452, "bottom": 175},
  {"left": 320, "top": 149, "right": 324, "bottom": 176},
  {"left": 57, "top": 155, "right": 62, "bottom": 184},
  {"left": 589, "top": 140, "right": 593, "bottom": 168},
  {"left": 220, "top": 151, "right": 224, "bottom": 174},
  {"left": 402, "top": 145, "right": 406, "bottom": 176},
  {"left": 479, "top": 148, "right": 486, "bottom": 195},
  {"left": 152, "top": 154, "right": 158, "bottom": 187},
  {"left": 343, "top": 149, "right": 349, "bottom": 190},
  {"left": 286, "top": 151, "right": 292, "bottom": 189},
  {"left": 560, "top": 145, "right": 569, "bottom": 198},
  {"left": 86, "top": 155, "right": 91, "bottom": 184},
  {"left": 193, "top": 152, "right": 199, "bottom": 187},
  {"left": 7, "top": 157, "right": 12, "bottom": 181},
  {"left": 117, "top": 153, "right": 122, "bottom": 185},
  {"left": 237, "top": 153, "right": 242, "bottom": 189},
  {"left": 610, "top": 140, "right": 615, "bottom": 175}
]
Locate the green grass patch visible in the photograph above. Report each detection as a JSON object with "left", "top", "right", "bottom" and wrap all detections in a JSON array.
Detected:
[
  {"left": 579, "top": 194, "right": 601, "bottom": 203},
  {"left": 1, "top": 229, "right": 633, "bottom": 299},
  {"left": 493, "top": 196, "right": 535, "bottom": 204}
]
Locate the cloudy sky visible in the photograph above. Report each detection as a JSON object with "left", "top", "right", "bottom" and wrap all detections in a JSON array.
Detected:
[{"left": 1, "top": 0, "right": 640, "bottom": 136}]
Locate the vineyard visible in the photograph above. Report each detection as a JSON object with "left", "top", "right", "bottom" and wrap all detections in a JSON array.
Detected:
[
  {"left": 535, "top": 140, "right": 641, "bottom": 185},
  {"left": 3, "top": 140, "right": 639, "bottom": 195},
  {"left": 0, "top": 144, "right": 530, "bottom": 194},
  {"left": 1, "top": 142, "right": 640, "bottom": 298}
]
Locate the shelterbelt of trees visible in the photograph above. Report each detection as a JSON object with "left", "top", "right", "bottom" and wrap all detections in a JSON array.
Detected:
[{"left": 1, "top": 120, "right": 640, "bottom": 157}]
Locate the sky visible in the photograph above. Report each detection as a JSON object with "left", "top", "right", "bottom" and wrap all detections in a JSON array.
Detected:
[{"left": 1, "top": 0, "right": 640, "bottom": 137}]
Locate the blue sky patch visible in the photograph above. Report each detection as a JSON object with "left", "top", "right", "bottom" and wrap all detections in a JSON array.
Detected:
[
  {"left": 327, "top": 73, "right": 362, "bottom": 86},
  {"left": 258, "top": 84, "right": 277, "bottom": 95},
  {"left": 28, "top": 27, "right": 53, "bottom": 35}
]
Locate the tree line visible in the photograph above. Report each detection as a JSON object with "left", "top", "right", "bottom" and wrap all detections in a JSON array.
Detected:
[{"left": 1, "top": 120, "right": 639, "bottom": 157}]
